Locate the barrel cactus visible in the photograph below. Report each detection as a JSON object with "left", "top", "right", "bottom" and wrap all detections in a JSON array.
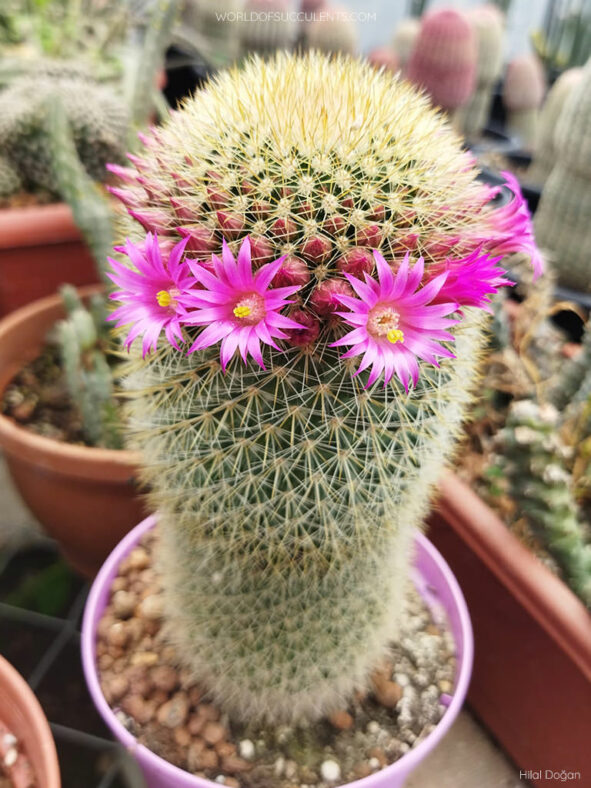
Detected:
[
  {"left": 458, "top": 5, "right": 505, "bottom": 140},
  {"left": 502, "top": 54, "right": 546, "bottom": 148},
  {"left": 406, "top": 9, "right": 477, "bottom": 119},
  {"left": 534, "top": 58, "right": 591, "bottom": 292},
  {"left": 528, "top": 67, "right": 583, "bottom": 185},
  {"left": 107, "top": 53, "right": 541, "bottom": 725}
]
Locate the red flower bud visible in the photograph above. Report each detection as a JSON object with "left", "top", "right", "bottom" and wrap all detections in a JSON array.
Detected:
[
  {"left": 216, "top": 211, "right": 245, "bottom": 239},
  {"left": 310, "top": 278, "right": 354, "bottom": 316},
  {"left": 206, "top": 184, "right": 229, "bottom": 210},
  {"left": 128, "top": 208, "right": 171, "bottom": 234},
  {"left": 270, "top": 217, "right": 298, "bottom": 241},
  {"left": 251, "top": 200, "right": 272, "bottom": 218},
  {"left": 356, "top": 223, "right": 382, "bottom": 248},
  {"left": 337, "top": 247, "right": 374, "bottom": 277},
  {"left": 323, "top": 215, "right": 347, "bottom": 236},
  {"left": 177, "top": 224, "right": 219, "bottom": 253},
  {"left": 273, "top": 256, "right": 310, "bottom": 288},
  {"left": 249, "top": 235, "right": 275, "bottom": 265},
  {"left": 301, "top": 235, "right": 332, "bottom": 264},
  {"left": 285, "top": 308, "right": 321, "bottom": 347}
]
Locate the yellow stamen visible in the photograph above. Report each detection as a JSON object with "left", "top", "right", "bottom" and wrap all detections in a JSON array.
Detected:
[
  {"left": 387, "top": 328, "right": 404, "bottom": 344},
  {"left": 156, "top": 290, "right": 172, "bottom": 307},
  {"left": 233, "top": 305, "right": 252, "bottom": 318}
]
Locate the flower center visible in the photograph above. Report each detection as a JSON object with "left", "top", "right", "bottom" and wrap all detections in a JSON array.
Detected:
[
  {"left": 156, "top": 288, "right": 180, "bottom": 309},
  {"left": 367, "top": 305, "right": 404, "bottom": 343},
  {"left": 232, "top": 293, "right": 265, "bottom": 325}
]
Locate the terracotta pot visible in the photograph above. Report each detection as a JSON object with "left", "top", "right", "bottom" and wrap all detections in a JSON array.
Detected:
[
  {"left": 0, "top": 204, "right": 99, "bottom": 318},
  {"left": 428, "top": 470, "right": 591, "bottom": 786},
  {"left": 0, "top": 655, "right": 61, "bottom": 787},
  {"left": 0, "top": 286, "right": 145, "bottom": 577}
]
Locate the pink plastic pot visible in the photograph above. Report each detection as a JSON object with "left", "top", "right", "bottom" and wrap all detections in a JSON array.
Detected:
[{"left": 82, "top": 515, "right": 473, "bottom": 788}]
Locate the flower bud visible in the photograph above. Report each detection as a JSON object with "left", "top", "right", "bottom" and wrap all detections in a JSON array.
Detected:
[
  {"left": 216, "top": 211, "right": 245, "bottom": 239},
  {"left": 285, "top": 309, "right": 321, "bottom": 347},
  {"left": 323, "top": 215, "right": 347, "bottom": 236},
  {"left": 301, "top": 235, "right": 332, "bottom": 264},
  {"left": 336, "top": 247, "right": 374, "bottom": 277},
  {"left": 128, "top": 208, "right": 171, "bottom": 234},
  {"left": 310, "top": 278, "right": 354, "bottom": 316},
  {"left": 356, "top": 223, "right": 382, "bottom": 247},
  {"left": 177, "top": 225, "right": 219, "bottom": 253},
  {"left": 250, "top": 235, "right": 275, "bottom": 265},
  {"left": 270, "top": 218, "right": 298, "bottom": 241},
  {"left": 273, "top": 256, "right": 310, "bottom": 288}
]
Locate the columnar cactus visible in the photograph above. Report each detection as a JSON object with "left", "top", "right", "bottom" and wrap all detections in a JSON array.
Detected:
[
  {"left": 367, "top": 46, "right": 399, "bottom": 74},
  {"left": 534, "top": 58, "right": 591, "bottom": 292},
  {"left": 175, "top": 0, "right": 243, "bottom": 68},
  {"left": 300, "top": 4, "right": 358, "bottom": 55},
  {"left": 391, "top": 17, "right": 420, "bottom": 73},
  {"left": 502, "top": 54, "right": 546, "bottom": 148},
  {"left": 240, "top": 0, "right": 295, "bottom": 57},
  {"left": 0, "top": 70, "right": 128, "bottom": 198},
  {"left": 497, "top": 400, "right": 591, "bottom": 607},
  {"left": 406, "top": 9, "right": 477, "bottom": 118},
  {"left": 528, "top": 67, "right": 583, "bottom": 185},
  {"left": 458, "top": 5, "right": 505, "bottom": 140},
  {"left": 107, "top": 53, "right": 541, "bottom": 724},
  {"left": 58, "top": 286, "right": 122, "bottom": 449},
  {"left": 549, "top": 323, "right": 591, "bottom": 412}
]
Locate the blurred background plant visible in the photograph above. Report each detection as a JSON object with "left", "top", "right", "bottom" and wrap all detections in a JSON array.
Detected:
[{"left": 532, "top": 0, "right": 591, "bottom": 78}]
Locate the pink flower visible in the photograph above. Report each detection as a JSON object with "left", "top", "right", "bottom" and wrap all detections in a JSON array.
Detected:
[
  {"left": 331, "top": 251, "right": 458, "bottom": 390},
  {"left": 181, "top": 237, "right": 304, "bottom": 371},
  {"left": 107, "top": 233, "right": 193, "bottom": 358},
  {"left": 431, "top": 247, "right": 514, "bottom": 310},
  {"left": 480, "top": 172, "right": 544, "bottom": 278}
]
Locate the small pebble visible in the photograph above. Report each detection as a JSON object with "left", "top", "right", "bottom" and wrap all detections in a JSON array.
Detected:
[
  {"left": 203, "top": 721, "right": 226, "bottom": 746},
  {"left": 112, "top": 590, "right": 136, "bottom": 618},
  {"left": 156, "top": 692, "right": 189, "bottom": 729},
  {"left": 4, "top": 747, "right": 18, "bottom": 767},
  {"left": 139, "top": 594, "right": 164, "bottom": 620},
  {"left": 320, "top": 759, "right": 341, "bottom": 782},
  {"left": 328, "top": 710, "right": 353, "bottom": 730},
  {"left": 369, "top": 757, "right": 381, "bottom": 771},
  {"left": 238, "top": 739, "right": 255, "bottom": 760}
]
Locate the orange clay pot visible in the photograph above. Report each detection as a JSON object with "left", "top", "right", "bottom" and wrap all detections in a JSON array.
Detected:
[
  {"left": 0, "top": 203, "right": 99, "bottom": 318},
  {"left": 428, "top": 470, "right": 591, "bottom": 786},
  {"left": 0, "top": 655, "right": 60, "bottom": 788},
  {"left": 0, "top": 286, "right": 145, "bottom": 577}
]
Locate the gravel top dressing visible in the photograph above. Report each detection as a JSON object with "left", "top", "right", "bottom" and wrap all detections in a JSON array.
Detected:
[
  {"left": 0, "top": 721, "right": 36, "bottom": 788},
  {"left": 96, "top": 531, "right": 456, "bottom": 788}
]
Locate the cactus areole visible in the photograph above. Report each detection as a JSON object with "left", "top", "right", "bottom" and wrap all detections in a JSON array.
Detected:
[{"left": 106, "top": 54, "right": 541, "bottom": 725}]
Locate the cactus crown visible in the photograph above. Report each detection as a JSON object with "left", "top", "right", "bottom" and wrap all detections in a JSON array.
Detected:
[{"left": 110, "top": 53, "right": 540, "bottom": 724}]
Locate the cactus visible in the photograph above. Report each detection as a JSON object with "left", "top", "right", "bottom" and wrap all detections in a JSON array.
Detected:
[
  {"left": 0, "top": 69, "right": 129, "bottom": 199},
  {"left": 528, "top": 68, "right": 583, "bottom": 185},
  {"left": 502, "top": 54, "right": 546, "bottom": 148},
  {"left": 107, "top": 52, "right": 538, "bottom": 725},
  {"left": 173, "top": 0, "right": 243, "bottom": 69},
  {"left": 367, "top": 46, "right": 399, "bottom": 74},
  {"left": 300, "top": 4, "right": 358, "bottom": 55},
  {"left": 391, "top": 18, "right": 420, "bottom": 73},
  {"left": 57, "top": 285, "right": 122, "bottom": 449},
  {"left": 406, "top": 9, "right": 477, "bottom": 117},
  {"left": 497, "top": 400, "right": 591, "bottom": 607},
  {"left": 548, "top": 323, "right": 591, "bottom": 411},
  {"left": 239, "top": 0, "right": 295, "bottom": 58},
  {"left": 0, "top": 156, "right": 21, "bottom": 200},
  {"left": 458, "top": 6, "right": 505, "bottom": 140},
  {"left": 534, "top": 57, "right": 591, "bottom": 292}
]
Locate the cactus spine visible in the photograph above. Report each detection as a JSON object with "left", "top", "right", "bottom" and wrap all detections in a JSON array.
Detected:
[
  {"left": 534, "top": 58, "right": 591, "bottom": 292},
  {"left": 502, "top": 54, "right": 546, "bottom": 148},
  {"left": 458, "top": 6, "right": 504, "bottom": 140},
  {"left": 108, "top": 52, "right": 517, "bottom": 725},
  {"left": 406, "top": 9, "right": 477, "bottom": 118},
  {"left": 497, "top": 400, "right": 591, "bottom": 607}
]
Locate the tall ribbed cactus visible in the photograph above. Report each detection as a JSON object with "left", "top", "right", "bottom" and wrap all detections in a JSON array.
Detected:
[
  {"left": 173, "top": 0, "right": 243, "bottom": 68},
  {"left": 502, "top": 54, "right": 546, "bottom": 148},
  {"left": 528, "top": 68, "right": 583, "bottom": 185},
  {"left": 108, "top": 53, "right": 540, "bottom": 725},
  {"left": 406, "top": 9, "right": 477, "bottom": 119},
  {"left": 239, "top": 0, "right": 295, "bottom": 58},
  {"left": 301, "top": 4, "right": 358, "bottom": 55},
  {"left": 392, "top": 17, "right": 420, "bottom": 73},
  {"left": 497, "top": 400, "right": 591, "bottom": 607},
  {"left": 458, "top": 6, "right": 505, "bottom": 140},
  {"left": 534, "top": 58, "right": 591, "bottom": 292}
]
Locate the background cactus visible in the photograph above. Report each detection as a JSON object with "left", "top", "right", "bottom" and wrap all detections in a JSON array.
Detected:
[
  {"left": 57, "top": 285, "right": 122, "bottom": 449},
  {"left": 406, "top": 8, "right": 477, "bottom": 118},
  {"left": 458, "top": 5, "right": 505, "bottom": 140},
  {"left": 534, "top": 57, "right": 591, "bottom": 292},
  {"left": 107, "top": 52, "right": 532, "bottom": 725},
  {"left": 300, "top": 4, "right": 358, "bottom": 55},
  {"left": 239, "top": 0, "right": 295, "bottom": 58},
  {"left": 367, "top": 46, "right": 399, "bottom": 74},
  {"left": 173, "top": 0, "right": 243, "bottom": 69},
  {"left": 391, "top": 17, "right": 420, "bottom": 73},
  {"left": 527, "top": 67, "right": 583, "bottom": 185},
  {"left": 502, "top": 53, "right": 546, "bottom": 148},
  {"left": 0, "top": 69, "right": 129, "bottom": 199},
  {"left": 496, "top": 400, "right": 591, "bottom": 607}
]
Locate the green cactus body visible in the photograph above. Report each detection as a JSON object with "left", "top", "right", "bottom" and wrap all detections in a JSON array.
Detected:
[
  {"left": 0, "top": 70, "right": 128, "bottom": 198},
  {"left": 528, "top": 68, "right": 583, "bottom": 185},
  {"left": 534, "top": 58, "right": 591, "bottom": 292},
  {"left": 502, "top": 54, "right": 546, "bottom": 148},
  {"left": 459, "top": 7, "right": 504, "bottom": 140},
  {"left": 111, "top": 53, "right": 521, "bottom": 724},
  {"left": 550, "top": 323, "right": 591, "bottom": 411},
  {"left": 58, "top": 286, "right": 122, "bottom": 450},
  {"left": 498, "top": 400, "right": 591, "bottom": 606}
]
